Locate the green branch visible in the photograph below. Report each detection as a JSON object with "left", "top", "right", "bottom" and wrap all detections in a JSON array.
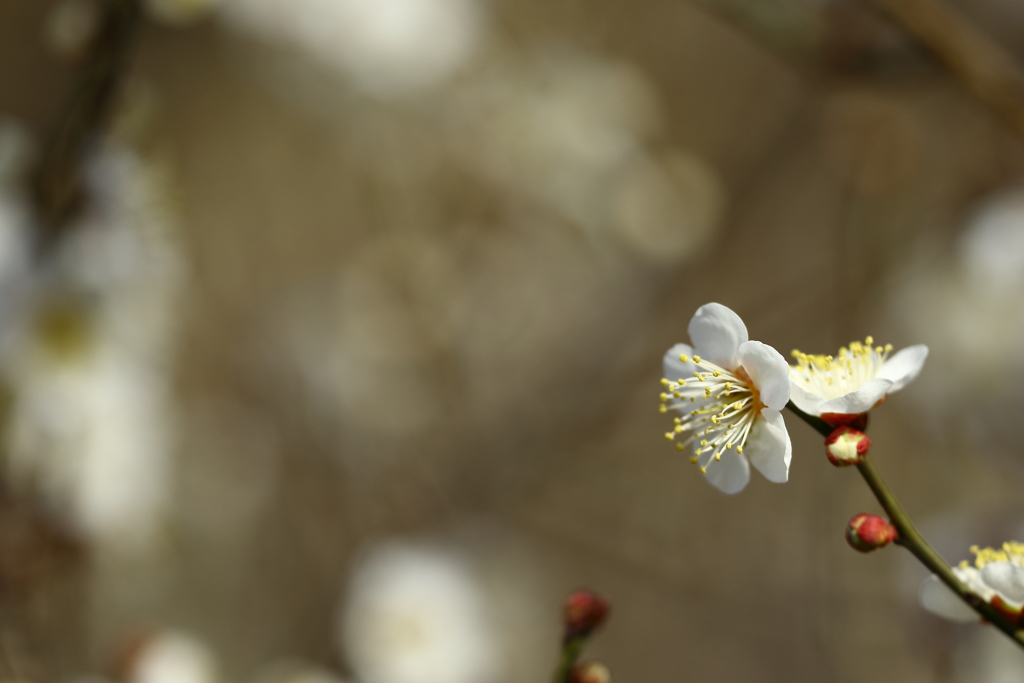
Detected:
[
  {"left": 551, "top": 637, "right": 584, "bottom": 683},
  {"left": 785, "top": 402, "right": 1024, "bottom": 649}
]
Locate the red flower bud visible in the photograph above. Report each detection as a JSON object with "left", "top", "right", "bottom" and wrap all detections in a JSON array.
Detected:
[
  {"left": 825, "top": 426, "right": 871, "bottom": 467},
  {"left": 846, "top": 513, "right": 897, "bottom": 552},
  {"left": 569, "top": 662, "right": 610, "bottom": 683},
  {"left": 563, "top": 590, "right": 610, "bottom": 640}
]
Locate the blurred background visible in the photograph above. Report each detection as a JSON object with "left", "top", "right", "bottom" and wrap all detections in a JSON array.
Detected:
[{"left": 1, "top": 0, "right": 1024, "bottom": 681}]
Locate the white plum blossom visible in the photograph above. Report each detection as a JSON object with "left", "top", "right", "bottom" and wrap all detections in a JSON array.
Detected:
[
  {"left": 660, "top": 303, "right": 792, "bottom": 495},
  {"left": 338, "top": 541, "right": 499, "bottom": 683},
  {"left": 128, "top": 631, "right": 220, "bottom": 683},
  {"left": 921, "top": 542, "right": 1024, "bottom": 622},
  {"left": 789, "top": 338, "right": 928, "bottom": 419}
]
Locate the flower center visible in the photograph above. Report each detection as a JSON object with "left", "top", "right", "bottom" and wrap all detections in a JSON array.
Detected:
[
  {"left": 790, "top": 336, "right": 893, "bottom": 400},
  {"left": 963, "top": 542, "right": 1024, "bottom": 569},
  {"left": 660, "top": 353, "right": 758, "bottom": 474}
]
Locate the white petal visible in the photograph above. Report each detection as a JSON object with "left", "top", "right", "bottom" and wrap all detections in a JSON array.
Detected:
[
  {"left": 737, "top": 341, "right": 790, "bottom": 410},
  {"left": 699, "top": 448, "right": 750, "bottom": 495},
  {"left": 877, "top": 344, "right": 928, "bottom": 393},
  {"left": 743, "top": 408, "right": 791, "bottom": 483},
  {"left": 788, "top": 380, "right": 826, "bottom": 416},
  {"left": 919, "top": 575, "right": 980, "bottom": 623},
  {"left": 981, "top": 562, "right": 1024, "bottom": 605},
  {"left": 818, "top": 377, "right": 893, "bottom": 415},
  {"left": 662, "top": 343, "right": 696, "bottom": 382},
  {"left": 687, "top": 303, "right": 748, "bottom": 370}
]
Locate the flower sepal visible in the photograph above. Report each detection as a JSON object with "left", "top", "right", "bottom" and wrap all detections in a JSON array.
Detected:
[
  {"left": 990, "top": 595, "right": 1024, "bottom": 625},
  {"left": 820, "top": 412, "right": 869, "bottom": 431}
]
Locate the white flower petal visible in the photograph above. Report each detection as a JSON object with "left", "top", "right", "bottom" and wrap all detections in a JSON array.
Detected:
[
  {"left": 662, "top": 343, "right": 696, "bottom": 382},
  {"left": 818, "top": 377, "right": 893, "bottom": 415},
  {"left": 920, "top": 574, "right": 980, "bottom": 623},
  {"left": 736, "top": 341, "right": 790, "bottom": 410},
  {"left": 743, "top": 408, "right": 791, "bottom": 483},
  {"left": 788, "top": 381, "right": 826, "bottom": 416},
  {"left": 981, "top": 562, "right": 1024, "bottom": 606},
  {"left": 699, "top": 448, "right": 750, "bottom": 495},
  {"left": 687, "top": 303, "right": 748, "bottom": 370},
  {"left": 877, "top": 344, "right": 928, "bottom": 393}
]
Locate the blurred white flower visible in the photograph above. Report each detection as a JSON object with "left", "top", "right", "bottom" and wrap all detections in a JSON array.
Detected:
[
  {"left": 338, "top": 541, "right": 499, "bottom": 683},
  {"left": 129, "top": 631, "right": 220, "bottom": 683},
  {"left": 4, "top": 146, "right": 182, "bottom": 553},
  {"left": 789, "top": 338, "right": 927, "bottom": 419},
  {"left": 220, "top": 0, "right": 487, "bottom": 95},
  {"left": 661, "top": 303, "right": 792, "bottom": 495},
  {"left": 887, "top": 187, "right": 1024, "bottom": 456},
  {"left": 921, "top": 541, "right": 1024, "bottom": 622}
]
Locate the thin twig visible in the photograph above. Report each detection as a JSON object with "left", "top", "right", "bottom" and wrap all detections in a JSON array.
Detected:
[
  {"left": 31, "top": 0, "right": 143, "bottom": 256},
  {"left": 786, "top": 402, "right": 1024, "bottom": 649},
  {"left": 551, "top": 637, "right": 584, "bottom": 683}
]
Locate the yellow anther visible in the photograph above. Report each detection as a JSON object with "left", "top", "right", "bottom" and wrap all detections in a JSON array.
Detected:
[
  {"left": 699, "top": 466, "right": 707, "bottom": 474},
  {"left": 714, "top": 453, "right": 721, "bottom": 461},
  {"left": 726, "top": 442, "right": 733, "bottom": 449},
  {"left": 660, "top": 378, "right": 669, "bottom": 386},
  {"left": 865, "top": 336, "right": 874, "bottom": 345},
  {"left": 660, "top": 393, "right": 669, "bottom": 401},
  {"left": 675, "top": 443, "right": 685, "bottom": 452},
  {"left": 692, "top": 355, "right": 701, "bottom": 363},
  {"left": 712, "top": 371, "right": 721, "bottom": 377},
  {"left": 673, "top": 392, "right": 682, "bottom": 398},
  {"left": 736, "top": 446, "right": 744, "bottom": 454},
  {"left": 724, "top": 382, "right": 732, "bottom": 391},
  {"left": 665, "top": 433, "right": 675, "bottom": 441},
  {"left": 673, "top": 417, "right": 681, "bottom": 424},
  {"left": 689, "top": 455, "right": 699, "bottom": 463},
  {"left": 679, "top": 354, "right": 690, "bottom": 363},
  {"left": 884, "top": 344, "right": 893, "bottom": 352},
  {"left": 675, "top": 425, "right": 684, "bottom": 433},
  {"left": 658, "top": 404, "right": 667, "bottom": 413},
  {"left": 700, "top": 439, "right": 708, "bottom": 447}
]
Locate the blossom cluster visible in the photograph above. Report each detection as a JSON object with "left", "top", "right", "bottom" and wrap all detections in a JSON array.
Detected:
[{"left": 659, "top": 302, "right": 927, "bottom": 494}]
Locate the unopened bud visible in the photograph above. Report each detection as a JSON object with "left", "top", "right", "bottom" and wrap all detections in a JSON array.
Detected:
[
  {"left": 563, "top": 590, "right": 610, "bottom": 640},
  {"left": 570, "top": 662, "right": 610, "bottom": 683},
  {"left": 846, "top": 513, "right": 897, "bottom": 552},
  {"left": 825, "top": 426, "right": 871, "bottom": 466}
]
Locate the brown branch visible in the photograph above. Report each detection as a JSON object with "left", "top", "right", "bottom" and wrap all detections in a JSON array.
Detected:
[
  {"left": 31, "top": 0, "right": 143, "bottom": 257},
  {"left": 865, "top": 0, "right": 1024, "bottom": 137}
]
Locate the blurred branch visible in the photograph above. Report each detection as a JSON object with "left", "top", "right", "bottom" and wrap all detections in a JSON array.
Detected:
[
  {"left": 864, "top": 0, "right": 1024, "bottom": 138},
  {"left": 31, "top": 0, "right": 143, "bottom": 257}
]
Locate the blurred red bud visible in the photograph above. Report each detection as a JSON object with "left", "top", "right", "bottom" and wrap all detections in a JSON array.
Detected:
[
  {"left": 825, "top": 426, "right": 871, "bottom": 466},
  {"left": 846, "top": 513, "right": 897, "bottom": 552},
  {"left": 564, "top": 590, "right": 609, "bottom": 640},
  {"left": 569, "top": 661, "right": 610, "bottom": 683}
]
